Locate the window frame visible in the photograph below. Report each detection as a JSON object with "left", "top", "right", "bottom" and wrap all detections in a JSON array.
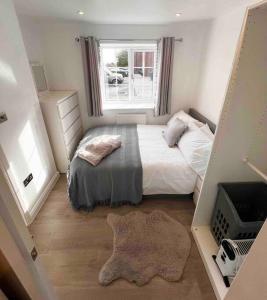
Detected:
[{"left": 99, "top": 43, "right": 158, "bottom": 109}]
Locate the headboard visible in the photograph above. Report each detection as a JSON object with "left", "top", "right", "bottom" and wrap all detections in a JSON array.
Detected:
[{"left": 188, "top": 108, "right": 216, "bottom": 133}]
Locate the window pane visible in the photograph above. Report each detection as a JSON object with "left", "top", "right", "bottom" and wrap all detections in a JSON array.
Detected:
[
  {"left": 133, "top": 68, "right": 154, "bottom": 99},
  {"left": 101, "top": 45, "right": 157, "bottom": 104},
  {"left": 143, "top": 68, "right": 153, "bottom": 98},
  {"left": 105, "top": 84, "right": 117, "bottom": 100},
  {"left": 133, "top": 67, "right": 143, "bottom": 97},
  {"left": 134, "top": 52, "right": 143, "bottom": 67},
  {"left": 117, "top": 83, "right": 129, "bottom": 100},
  {"left": 102, "top": 48, "right": 129, "bottom": 68},
  {"left": 116, "top": 50, "right": 128, "bottom": 68},
  {"left": 102, "top": 48, "right": 129, "bottom": 101},
  {"left": 133, "top": 66, "right": 143, "bottom": 98},
  {"left": 109, "top": 67, "right": 129, "bottom": 78},
  {"left": 145, "top": 52, "right": 154, "bottom": 67},
  {"left": 102, "top": 48, "right": 117, "bottom": 68},
  {"left": 105, "top": 83, "right": 129, "bottom": 101},
  {"left": 104, "top": 67, "right": 129, "bottom": 101},
  {"left": 134, "top": 68, "right": 143, "bottom": 77},
  {"left": 144, "top": 68, "right": 154, "bottom": 79}
]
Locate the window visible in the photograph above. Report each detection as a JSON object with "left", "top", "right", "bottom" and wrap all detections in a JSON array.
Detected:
[{"left": 100, "top": 43, "right": 158, "bottom": 109}]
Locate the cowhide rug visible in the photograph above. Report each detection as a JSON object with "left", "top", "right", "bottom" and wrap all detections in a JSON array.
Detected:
[{"left": 99, "top": 210, "right": 191, "bottom": 286}]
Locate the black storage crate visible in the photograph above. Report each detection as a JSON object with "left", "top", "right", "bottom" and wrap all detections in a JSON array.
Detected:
[{"left": 211, "top": 182, "right": 267, "bottom": 245}]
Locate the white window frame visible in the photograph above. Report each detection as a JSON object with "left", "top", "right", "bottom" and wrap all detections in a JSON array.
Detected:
[{"left": 100, "top": 43, "right": 158, "bottom": 109}]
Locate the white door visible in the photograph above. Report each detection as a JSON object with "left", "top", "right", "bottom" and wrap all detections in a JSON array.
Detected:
[
  {"left": 0, "top": 167, "right": 56, "bottom": 299},
  {"left": 0, "top": 0, "right": 57, "bottom": 224}
]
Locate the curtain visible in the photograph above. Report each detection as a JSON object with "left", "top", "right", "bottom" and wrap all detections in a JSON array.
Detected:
[
  {"left": 80, "top": 36, "right": 103, "bottom": 117},
  {"left": 155, "top": 37, "right": 175, "bottom": 116}
]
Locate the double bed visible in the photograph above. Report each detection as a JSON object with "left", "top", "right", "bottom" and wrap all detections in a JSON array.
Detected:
[
  {"left": 68, "top": 109, "right": 216, "bottom": 210},
  {"left": 138, "top": 124, "right": 197, "bottom": 195}
]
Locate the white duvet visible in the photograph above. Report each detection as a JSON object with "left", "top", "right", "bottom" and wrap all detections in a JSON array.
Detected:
[{"left": 137, "top": 125, "right": 197, "bottom": 195}]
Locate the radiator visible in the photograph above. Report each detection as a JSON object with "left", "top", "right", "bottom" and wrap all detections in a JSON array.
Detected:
[{"left": 116, "top": 113, "right": 147, "bottom": 125}]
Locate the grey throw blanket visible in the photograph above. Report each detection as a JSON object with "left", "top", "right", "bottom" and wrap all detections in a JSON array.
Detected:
[{"left": 67, "top": 125, "right": 143, "bottom": 211}]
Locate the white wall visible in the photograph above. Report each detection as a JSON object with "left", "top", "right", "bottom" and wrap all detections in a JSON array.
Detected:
[
  {"left": 0, "top": 0, "right": 58, "bottom": 223},
  {"left": 17, "top": 16, "right": 51, "bottom": 90},
  {"left": 18, "top": 18, "right": 212, "bottom": 130},
  {"left": 17, "top": 1, "right": 260, "bottom": 129},
  {"left": 192, "top": 5, "right": 252, "bottom": 123},
  {"left": 17, "top": 16, "right": 45, "bottom": 64}
]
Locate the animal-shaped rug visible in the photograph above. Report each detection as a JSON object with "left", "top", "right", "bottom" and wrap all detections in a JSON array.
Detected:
[{"left": 99, "top": 210, "right": 191, "bottom": 286}]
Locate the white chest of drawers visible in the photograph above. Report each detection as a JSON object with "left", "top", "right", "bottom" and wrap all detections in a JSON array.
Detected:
[{"left": 39, "top": 91, "right": 83, "bottom": 173}]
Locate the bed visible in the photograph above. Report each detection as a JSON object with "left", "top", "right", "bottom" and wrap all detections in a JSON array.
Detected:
[{"left": 68, "top": 109, "right": 216, "bottom": 210}]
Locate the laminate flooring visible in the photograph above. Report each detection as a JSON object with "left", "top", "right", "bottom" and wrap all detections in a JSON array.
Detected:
[{"left": 29, "top": 176, "right": 215, "bottom": 300}]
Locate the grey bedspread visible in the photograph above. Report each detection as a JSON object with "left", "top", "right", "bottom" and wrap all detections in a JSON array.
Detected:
[{"left": 67, "top": 124, "right": 143, "bottom": 210}]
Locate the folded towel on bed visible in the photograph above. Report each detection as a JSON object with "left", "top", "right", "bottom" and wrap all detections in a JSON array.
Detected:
[{"left": 78, "top": 135, "right": 121, "bottom": 166}]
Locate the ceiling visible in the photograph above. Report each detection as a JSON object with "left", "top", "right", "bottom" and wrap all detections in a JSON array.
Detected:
[{"left": 13, "top": 0, "right": 256, "bottom": 24}]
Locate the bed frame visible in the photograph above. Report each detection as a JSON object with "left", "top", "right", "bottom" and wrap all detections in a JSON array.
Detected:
[{"left": 189, "top": 108, "right": 216, "bottom": 133}]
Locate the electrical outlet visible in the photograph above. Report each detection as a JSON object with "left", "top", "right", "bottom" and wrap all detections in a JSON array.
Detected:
[{"left": 23, "top": 173, "right": 33, "bottom": 187}]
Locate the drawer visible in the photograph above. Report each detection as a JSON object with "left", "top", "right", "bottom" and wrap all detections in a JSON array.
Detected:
[
  {"left": 196, "top": 176, "right": 203, "bottom": 191},
  {"left": 58, "top": 94, "right": 78, "bottom": 118},
  {"left": 66, "top": 128, "right": 83, "bottom": 159},
  {"left": 193, "top": 188, "right": 200, "bottom": 206},
  {"left": 61, "top": 105, "right": 80, "bottom": 133},
  {"left": 64, "top": 117, "right": 82, "bottom": 146}
]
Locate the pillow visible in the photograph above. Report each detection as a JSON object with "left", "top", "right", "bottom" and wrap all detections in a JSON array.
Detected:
[
  {"left": 163, "top": 118, "right": 187, "bottom": 147},
  {"left": 167, "top": 110, "right": 204, "bottom": 129},
  {"left": 200, "top": 124, "right": 214, "bottom": 141},
  {"left": 178, "top": 126, "right": 213, "bottom": 177}
]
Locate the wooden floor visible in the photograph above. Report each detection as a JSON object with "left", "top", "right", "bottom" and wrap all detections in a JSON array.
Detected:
[{"left": 30, "top": 176, "right": 215, "bottom": 300}]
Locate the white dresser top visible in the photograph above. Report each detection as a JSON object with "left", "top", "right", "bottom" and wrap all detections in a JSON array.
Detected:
[{"left": 39, "top": 90, "right": 77, "bottom": 104}]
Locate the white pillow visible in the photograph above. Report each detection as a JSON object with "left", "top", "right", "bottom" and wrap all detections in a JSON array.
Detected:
[
  {"left": 200, "top": 124, "right": 214, "bottom": 141},
  {"left": 178, "top": 126, "right": 213, "bottom": 177},
  {"left": 167, "top": 110, "right": 204, "bottom": 130}
]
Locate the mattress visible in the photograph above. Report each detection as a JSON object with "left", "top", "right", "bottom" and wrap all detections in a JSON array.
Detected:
[{"left": 137, "top": 125, "right": 197, "bottom": 195}]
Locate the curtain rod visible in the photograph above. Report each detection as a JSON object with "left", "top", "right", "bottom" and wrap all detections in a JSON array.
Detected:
[{"left": 75, "top": 37, "right": 183, "bottom": 43}]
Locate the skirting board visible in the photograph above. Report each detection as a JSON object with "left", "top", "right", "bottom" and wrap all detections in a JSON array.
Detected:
[{"left": 26, "top": 172, "right": 60, "bottom": 225}]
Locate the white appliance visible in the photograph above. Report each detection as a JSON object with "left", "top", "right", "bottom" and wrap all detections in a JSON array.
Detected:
[{"left": 214, "top": 239, "right": 254, "bottom": 286}]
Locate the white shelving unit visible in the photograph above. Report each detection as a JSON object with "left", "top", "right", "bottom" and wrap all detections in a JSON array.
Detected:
[
  {"left": 192, "top": 226, "right": 228, "bottom": 299},
  {"left": 192, "top": 1, "right": 267, "bottom": 299}
]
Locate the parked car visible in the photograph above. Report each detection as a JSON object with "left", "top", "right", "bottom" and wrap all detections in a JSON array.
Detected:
[
  {"left": 118, "top": 67, "right": 128, "bottom": 77},
  {"left": 105, "top": 68, "right": 124, "bottom": 84},
  {"left": 110, "top": 67, "right": 128, "bottom": 77}
]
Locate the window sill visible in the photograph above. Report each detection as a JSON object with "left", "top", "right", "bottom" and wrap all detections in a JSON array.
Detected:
[{"left": 103, "top": 103, "right": 155, "bottom": 111}]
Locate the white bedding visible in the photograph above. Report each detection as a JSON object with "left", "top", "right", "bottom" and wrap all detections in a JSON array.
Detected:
[{"left": 137, "top": 125, "right": 197, "bottom": 195}]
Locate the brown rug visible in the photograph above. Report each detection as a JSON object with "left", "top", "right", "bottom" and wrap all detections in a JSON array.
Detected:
[{"left": 99, "top": 210, "right": 191, "bottom": 286}]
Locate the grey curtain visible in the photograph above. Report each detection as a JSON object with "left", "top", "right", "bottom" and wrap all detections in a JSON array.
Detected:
[
  {"left": 80, "top": 36, "right": 103, "bottom": 117},
  {"left": 155, "top": 37, "right": 175, "bottom": 116}
]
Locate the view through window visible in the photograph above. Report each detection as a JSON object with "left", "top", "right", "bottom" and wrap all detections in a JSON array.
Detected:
[{"left": 100, "top": 43, "right": 158, "bottom": 108}]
